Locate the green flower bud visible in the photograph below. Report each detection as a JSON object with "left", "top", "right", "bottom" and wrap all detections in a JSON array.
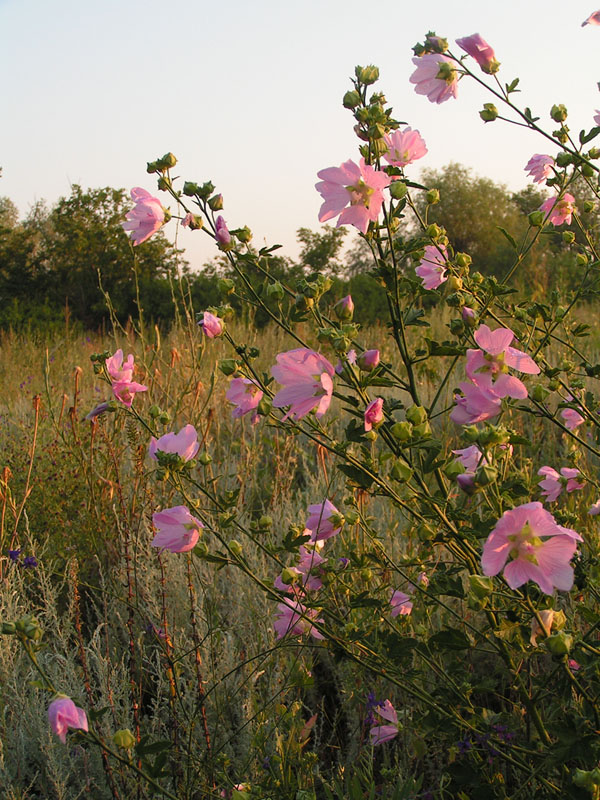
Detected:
[
  {"left": 444, "top": 460, "right": 465, "bottom": 479},
  {"left": 550, "top": 104, "right": 567, "bottom": 123},
  {"left": 257, "top": 396, "right": 272, "bottom": 416},
  {"left": 425, "top": 188, "right": 440, "bottom": 205},
  {"left": 345, "top": 510, "right": 359, "bottom": 525},
  {"left": 573, "top": 768, "right": 600, "bottom": 792},
  {"left": 405, "top": 405, "right": 427, "bottom": 425},
  {"left": 343, "top": 90, "right": 361, "bottom": 109},
  {"left": 208, "top": 194, "right": 224, "bottom": 211},
  {"left": 157, "top": 176, "right": 171, "bottom": 191},
  {"left": 157, "top": 152, "right": 177, "bottom": 169},
  {"left": 587, "top": 147, "right": 600, "bottom": 159},
  {"left": 229, "top": 540, "right": 243, "bottom": 557},
  {"left": 528, "top": 210, "right": 545, "bottom": 227},
  {"left": 194, "top": 541, "right": 209, "bottom": 558},
  {"left": 479, "top": 103, "right": 498, "bottom": 122},
  {"left": 219, "top": 359, "right": 238, "bottom": 377},
  {"left": 198, "top": 451, "right": 212, "bottom": 466},
  {"left": 455, "top": 252, "right": 472, "bottom": 268},
  {"left": 584, "top": 200, "right": 596, "bottom": 213},
  {"left": 413, "top": 421, "right": 432, "bottom": 438},
  {"left": 449, "top": 318, "right": 465, "bottom": 336},
  {"left": 198, "top": 181, "right": 215, "bottom": 199},
  {"left": 364, "top": 429, "right": 378, "bottom": 441},
  {"left": 469, "top": 575, "right": 494, "bottom": 599},
  {"left": 545, "top": 631, "right": 573, "bottom": 656},
  {"left": 530, "top": 384, "right": 551, "bottom": 402},
  {"left": 258, "top": 515, "right": 272, "bottom": 530},
  {"left": 113, "top": 729, "right": 136, "bottom": 749},
  {"left": 389, "top": 181, "right": 408, "bottom": 200},
  {"left": 146, "top": 161, "right": 159, "bottom": 174},
  {"left": 1, "top": 622, "right": 16, "bottom": 635},
  {"left": 157, "top": 412, "right": 171, "bottom": 425},
  {"left": 474, "top": 465, "right": 498, "bottom": 486},
  {"left": 355, "top": 65, "right": 379, "bottom": 85},
  {"left": 426, "top": 223, "right": 442, "bottom": 239},
  {"left": 446, "top": 275, "right": 463, "bottom": 292},
  {"left": 281, "top": 567, "right": 299, "bottom": 585},
  {"left": 235, "top": 226, "right": 253, "bottom": 243},
  {"left": 463, "top": 425, "right": 479, "bottom": 442},
  {"left": 360, "top": 568, "right": 373, "bottom": 581},
  {"left": 562, "top": 231, "right": 575, "bottom": 244},
  {"left": 390, "top": 460, "right": 413, "bottom": 482},
  {"left": 555, "top": 151, "right": 572, "bottom": 167},
  {"left": 581, "top": 163, "right": 595, "bottom": 178},
  {"left": 391, "top": 421, "right": 413, "bottom": 441},
  {"left": 218, "top": 278, "right": 235, "bottom": 296},
  {"left": 148, "top": 404, "right": 161, "bottom": 418},
  {"left": 267, "top": 281, "right": 285, "bottom": 301},
  {"left": 183, "top": 181, "right": 200, "bottom": 196},
  {"left": 332, "top": 336, "right": 351, "bottom": 353}
]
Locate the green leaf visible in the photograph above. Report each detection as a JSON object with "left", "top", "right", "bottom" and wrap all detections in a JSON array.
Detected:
[
  {"left": 403, "top": 308, "right": 429, "bottom": 327},
  {"left": 337, "top": 463, "right": 373, "bottom": 489},
  {"left": 135, "top": 738, "right": 172, "bottom": 756},
  {"left": 428, "top": 628, "right": 471, "bottom": 651},
  {"left": 496, "top": 226, "right": 517, "bottom": 249}
]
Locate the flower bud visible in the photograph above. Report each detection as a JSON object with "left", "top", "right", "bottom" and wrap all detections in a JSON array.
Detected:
[
  {"left": 391, "top": 421, "right": 413, "bottom": 441},
  {"left": 479, "top": 103, "right": 498, "bottom": 122},
  {"left": 584, "top": 200, "right": 596, "bottom": 213},
  {"left": 391, "top": 460, "right": 413, "bottom": 482},
  {"left": 545, "top": 631, "right": 573, "bottom": 656},
  {"left": 208, "top": 194, "right": 224, "bottom": 211},
  {"left": 469, "top": 575, "right": 494, "bottom": 599},
  {"left": 528, "top": 210, "right": 545, "bottom": 227},
  {"left": 357, "top": 349, "right": 380, "bottom": 371},
  {"left": 218, "top": 278, "right": 235, "bottom": 295},
  {"left": 582, "top": 163, "right": 595, "bottom": 178},
  {"left": 219, "top": 359, "right": 238, "bottom": 377},
  {"left": 229, "top": 540, "right": 243, "bottom": 557},
  {"left": 148, "top": 404, "right": 161, "bottom": 418},
  {"left": 113, "top": 729, "right": 136, "bottom": 749},
  {"left": 194, "top": 541, "right": 209, "bottom": 558},
  {"left": 281, "top": 567, "right": 299, "bottom": 585},
  {"left": 257, "top": 396, "right": 272, "bottom": 416},
  {"left": 360, "top": 568, "right": 373, "bottom": 581},
  {"left": 183, "top": 181, "right": 200, "bottom": 196},
  {"left": 413, "top": 421, "right": 432, "bottom": 438},
  {"left": 267, "top": 281, "right": 285, "bottom": 301},
  {"left": 562, "top": 231, "right": 575, "bottom": 244},
  {"left": 343, "top": 90, "right": 361, "bottom": 109},
  {"left": 449, "top": 318, "right": 465, "bottom": 335},
  {"left": 258, "top": 515, "right": 272, "bottom": 530},
  {"left": 198, "top": 181, "right": 215, "bottom": 199},
  {"left": 1, "top": 622, "right": 16, "bottom": 635},
  {"left": 531, "top": 384, "right": 551, "bottom": 402},
  {"left": 455, "top": 252, "right": 472, "bottom": 269},
  {"left": 426, "top": 224, "right": 442, "bottom": 240},
  {"left": 474, "top": 464, "right": 498, "bottom": 486},
  {"left": 334, "top": 295, "right": 354, "bottom": 321},
  {"left": 550, "top": 104, "right": 567, "bottom": 123},
  {"left": 157, "top": 412, "right": 170, "bottom": 425},
  {"left": 573, "top": 768, "right": 600, "bottom": 792},
  {"left": 425, "top": 188, "right": 440, "bottom": 205},
  {"left": 588, "top": 147, "right": 600, "bottom": 159},
  {"left": 332, "top": 335, "right": 351, "bottom": 353},
  {"left": 235, "top": 226, "right": 253, "bottom": 243},
  {"left": 198, "top": 451, "right": 212, "bottom": 466},
  {"left": 157, "top": 152, "right": 177, "bottom": 169},
  {"left": 146, "top": 161, "right": 159, "bottom": 174},
  {"left": 389, "top": 181, "right": 408, "bottom": 200},
  {"left": 355, "top": 65, "right": 379, "bottom": 85},
  {"left": 405, "top": 405, "right": 427, "bottom": 425},
  {"left": 446, "top": 275, "right": 463, "bottom": 292},
  {"left": 345, "top": 510, "right": 359, "bottom": 525},
  {"left": 463, "top": 425, "right": 479, "bottom": 442},
  {"left": 555, "top": 151, "right": 572, "bottom": 167}
]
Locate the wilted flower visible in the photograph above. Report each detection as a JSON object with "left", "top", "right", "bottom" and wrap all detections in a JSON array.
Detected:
[
  {"left": 273, "top": 598, "right": 324, "bottom": 640},
  {"left": 390, "top": 590, "right": 413, "bottom": 617},
  {"left": 122, "top": 188, "right": 164, "bottom": 246},
  {"left": 466, "top": 324, "right": 540, "bottom": 398},
  {"left": 537, "top": 466, "right": 584, "bottom": 503},
  {"left": 369, "top": 700, "right": 399, "bottom": 746},
  {"left": 307, "top": 499, "right": 344, "bottom": 543},
  {"left": 415, "top": 245, "right": 448, "bottom": 290},
  {"left": 85, "top": 401, "right": 111, "bottom": 421},
  {"left": 316, "top": 158, "right": 391, "bottom": 234},
  {"left": 525, "top": 154, "right": 554, "bottom": 184},
  {"left": 48, "top": 696, "right": 88, "bottom": 744},
  {"left": 271, "top": 348, "right": 335, "bottom": 421},
  {"left": 481, "top": 501, "right": 582, "bottom": 594},
  {"left": 226, "top": 378, "right": 263, "bottom": 422},
  {"left": 410, "top": 53, "right": 458, "bottom": 104},
  {"left": 582, "top": 10, "right": 600, "bottom": 25},
  {"left": 199, "top": 311, "right": 225, "bottom": 338},
  {"left": 364, "top": 397, "right": 384, "bottom": 432},
  {"left": 383, "top": 127, "right": 428, "bottom": 168},
  {"left": 149, "top": 424, "right": 199, "bottom": 462},
  {"left": 456, "top": 33, "right": 499, "bottom": 73},
  {"left": 539, "top": 194, "right": 576, "bottom": 226},
  {"left": 151, "top": 505, "right": 204, "bottom": 553},
  {"left": 530, "top": 608, "right": 554, "bottom": 646}
]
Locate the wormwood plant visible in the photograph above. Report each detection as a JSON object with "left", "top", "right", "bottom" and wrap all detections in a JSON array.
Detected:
[{"left": 4, "top": 27, "right": 600, "bottom": 800}]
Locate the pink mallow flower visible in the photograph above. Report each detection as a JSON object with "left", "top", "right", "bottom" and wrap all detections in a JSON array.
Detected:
[
  {"left": 112, "top": 380, "right": 147, "bottom": 407},
  {"left": 560, "top": 406, "right": 585, "bottom": 430},
  {"left": 537, "top": 466, "right": 584, "bottom": 503},
  {"left": 275, "top": 546, "right": 327, "bottom": 594},
  {"left": 358, "top": 349, "right": 380, "bottom": 372},
  {"left": 271, "top": 348, "right": 335, "bottom": 421},
  {"left": 390, "top": 590, "right": 413, "bottom": 617},
  {"left": 273, "top": 598, "right": 324, "bottom": 640},
  {"left": 122, "top": 188, "right": 164, "bottom": 246},
  {"left": 456, "top": 33, "right": 498, "bottom": 73},
  {"left": 582, "top": 10, "right": 600, "bottom": 25},
  {"left": 481, "top": 501, "right": 582, "bottom": 594},
  {"left": 450, "top": 381, "right": 502, "bottom": 425},
  {"left": 525, "top": 155, "right": 554, "bottom": 184},
  {"left": 151, "top": 505, "right": 204, "bottom": 553},
  {"left": 383, "top": 127, "right": 428, "bottom": 168},
  {"left": 226, "top": 377, "right": 263, "bottom": 422},
  {"left": 316, "top": 158, "right": 391, "bottom": 234},
  {"left": 539, "top": 194, "right": 576, "bottom": 227},
  {"left": 588, "top": 500, "right": 600, "bottom": 516},
  {"left": 307, "top": 499, "right": 344, "bottom": 543},
  {"left": 410, "top": 53, "right": 458, "bottom": 105},
  {"left": 452, "top": 445, "right": 486, "bottom": 489},
  {"left": 415, "top": 245, "right": 448, "bottom": 290},
  {"left": 215, "top": 216, "right": 232, "bottom": 247},
  {"left": 48, "top": 696, "right": 88, "bottom": 744},
  {"left": 369, "top": 700, "right": 399, "bottom": 746},
  {"left": 149, "top": 424, "right": 199, "bottom": 462},
  {"left": 364, "top": 397, "right": 384, "bottom": 432},
  {"left": 466, "top": 324, "right": 540, "bottom": 399},
  {"left": 106, "top": 349, "right": 135, "bottom": 383},
  {"left": 199, "top": 311, "right": 224, "bottom": 338}
]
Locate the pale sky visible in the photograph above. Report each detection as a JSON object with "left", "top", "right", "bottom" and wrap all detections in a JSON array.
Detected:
[{"left": 1, "top": 0, "right": 599, "bottom": 268}]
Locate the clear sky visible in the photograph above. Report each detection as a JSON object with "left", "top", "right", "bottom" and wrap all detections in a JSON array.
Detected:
[{"left": 1, "top": 0, "right": 599, "bottom": 268}]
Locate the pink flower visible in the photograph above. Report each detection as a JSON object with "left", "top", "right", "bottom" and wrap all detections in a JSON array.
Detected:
[
  {"left": 106, "top": 349, "right": 135, "bottom": 382},
  {"left": 181, "top": 212, "right": 194, "bottom": 228},
  {"left": 215, "top": 216, "right": 232, "bottom": 247},
  {"left": 335, "top": 349, "right": 357, "bottom": 375},
  {"left": 525, "top": 155, "right": 554, "bottom": 184},
  {"left": 334, "top": 294, "right": 354, "bottom": 321},
  {"left": 452, "top": 445, "right": 486, "bottom": 489},
  {"left": 450, "top": 381, "right": 502, "bottom": 425},
  {"left": 462, "top": 306, "right": 476, "bottom": 322},
  {"left": 481, "top": 501, "right": 582, "bottom": 594},
  {"left": 364, "top": 397, "right": 384, "bottom": 432},
  {"left": 410, "top": 54, "right": 459, "bottom": 105},
  {"left": 537, "top": 466, "right": 584, "bottom": 503},
  {"left": 456, "top": 33, "right": 498, "bottom": 73},
  {"left": 530, "top": 608, "right": 554, "bottom": 646},
  {"left": 316, "top": 158, "right": 391, "bottom": 234},
  {"left": 539, "top": 194, "right": 576, "bottom": 226},
  {"left": 588, "top": 500, "right": 600, "bottom": 516},
  {"left": 383, "top": 127, "right": 428, "bottom": 168},
  {"left": 112, "top": 380, "right": 148, "bottom": 407},
  {"left": 271, "top": 348, "right": 335, "bottom": 421},
  {"left": 48, "top": 696, "right": 88, "bottom": 744},
  {"left": 595, "top": 110, "right": 600, "bottom": 126},
  {"left": 273, "top": 598, "right": 324, "bottom": 640},
  {"left": 226, "top": 377, "right": 263, "bottom": 422},
  {"left": 151, "top": 505, "right": 204, "bottom": 553},
  {"left": 568, "top": 658, "right": 581, "bottom": 671},
  {"left": 390, "top": 590, "right": 413, "bottom": 617},
  {"left": 466, "top": 324, "right": 540, "bottom": 399},
  {"left": 358, "top": 349, "right": 380, "bottom": 371},
  {"left": 561, "top": 407, "right": 585, "bottom": 430},
  {"left": 307, "top": 499, "right": 343, "bottom": 543},
  {"left": 149, "top": 424, "right": 199, "bottom": 462},
  {"left": 369, "top": 700, "right": 399, "bottom": 746},
  {"left": 582, "top": 10, "right": 600, "bottom": 25},
  {"left": 122, "top": 188, "right": 164, "bottom": 246},
  {"left": 275, "top": 545, "right": 327, "bottom": 593},
  {"left": 199, "top": 311, "right": 225, "bottom": 339},
  {"left": 415, "top": 245, "right": 448, "bottom": 290}
]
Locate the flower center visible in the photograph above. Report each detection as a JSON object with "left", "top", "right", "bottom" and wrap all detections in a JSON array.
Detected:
[{"left": 346, "top": 180, "right": 374, "bottom": 208}]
